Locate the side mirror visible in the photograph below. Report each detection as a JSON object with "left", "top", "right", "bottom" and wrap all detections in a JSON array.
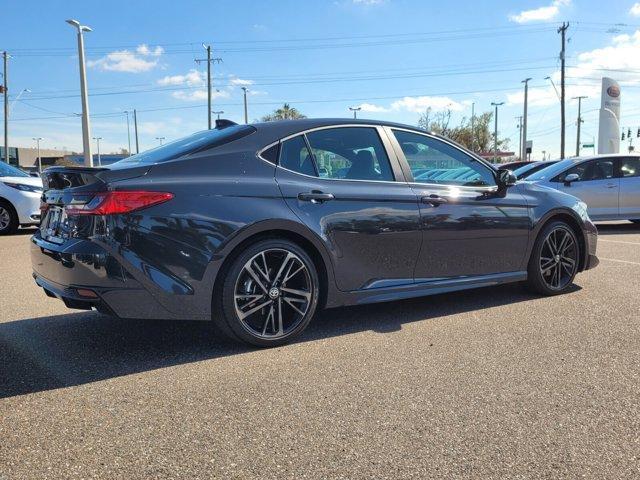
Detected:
[
  {"left": 564, "top": 173, "right": 579, "bottom": 186},
  {"left": 497, "top": 169, "right": 517, "bottom": 188}
]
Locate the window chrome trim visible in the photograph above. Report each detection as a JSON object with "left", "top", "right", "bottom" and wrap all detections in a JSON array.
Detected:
[{"left": 386, "top": 126, "right": 500, "bottom": 191}]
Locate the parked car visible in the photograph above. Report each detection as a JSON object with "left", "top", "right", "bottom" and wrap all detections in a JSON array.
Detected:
[
  {"left": 525, "top": 154, "right": 640, "bottom": 222},
  {"left": 499, "top": 160, "right": 533, "bottom": 170},
  {"left": 0, "top": 161, "right": 43, "bottom": 234},
  {"left": 31, "top": 119, "right": 598, "bottom": 347},
  {"left": 512, "top": 160, "right": 559, "bottom": 180}
]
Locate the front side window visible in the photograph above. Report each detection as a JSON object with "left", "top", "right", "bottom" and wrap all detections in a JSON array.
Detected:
[
  {"left": 555, "top": 159, "right": 615, "bottom": 182},
  {"left": 392, "top": 130, "right": 495, "bottom": 187},
  {"left": 305, "top": 127, "right": 394, "bottom": 181},
  {"left": 620, "top": 157, "right": 640, "bottom": 178}
]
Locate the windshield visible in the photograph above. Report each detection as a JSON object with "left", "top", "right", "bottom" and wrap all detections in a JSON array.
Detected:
[
  {"left": 513, "top": 161, "right": 559, "bottom": 179},
  {"left": 0, "top": 161, "right": 29, "bottom": 178},
  {"left": 526, "top": 158, "right": 579, "bottom": 181},
  {"left": 111, "top": 125, "right": 256, "bottom": 167}
]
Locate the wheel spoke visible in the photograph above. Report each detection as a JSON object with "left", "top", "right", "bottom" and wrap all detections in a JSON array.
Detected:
[
  {"left": 237, "top": 299, "right": 272, "bottom": 320},
  {"left": 284, "top": 298, "right": 306, "bottom": 316},
  {"left": 261, "top": 304, "right": 275, "bottom": 336},
  {"left": 235, "top": 293, "right": 264, "bottom": 310},
  {"left": 273, "top": 252, "right": 294, "bottom": 284},
  {"left": 283, "top": 264, "right": 305, "bottom": 284},
  {"left": 253, "top": 252, "right": 271, "bottom": 284},
  {"left": 244, "top": 264, "right": 269, "bottom": 294},
  {"left": 276, "top": 297, "right": 284, "bottom": 336},
  {"left": 280, "top": 287, "right": 311, "bottom": 300}
]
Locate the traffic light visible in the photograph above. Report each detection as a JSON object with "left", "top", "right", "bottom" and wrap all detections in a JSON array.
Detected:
[
  {"left": 636, "top": 128, "right": 639, "bottom": 138},
  {"left": 628, "top": 128, "right": 632, "bottom": 139},
  {"left": 622, "top": 131, "right": 626, "bottom": 140}
]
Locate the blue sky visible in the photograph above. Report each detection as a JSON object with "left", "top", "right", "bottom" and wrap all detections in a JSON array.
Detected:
[{"left": 4, "top": 0, "right": 640, "bottom": 157}]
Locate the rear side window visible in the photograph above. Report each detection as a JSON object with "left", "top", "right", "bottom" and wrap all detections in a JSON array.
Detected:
[
  {"left": 112, "top": 125, "right": 256, "bottom": 167},
  {"left": 305, "top": 127, "right": 394, "bottom": 181},
  {"left": 620, "top": 157, "right": 640, "bottom": 177},
  {"left": 279, "top": 135, "right": 316, "bottom": 176}
]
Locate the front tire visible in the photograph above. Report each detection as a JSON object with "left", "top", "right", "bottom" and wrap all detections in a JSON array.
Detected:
[
  {"left": 526, "top": 221, "right": 579, "bottom": 296},
  {"left": 214, "top": 239, "right": 319, "bottom": 347},
  {"left": 0, "top": 201, "right": 18, "bottom": 235}
]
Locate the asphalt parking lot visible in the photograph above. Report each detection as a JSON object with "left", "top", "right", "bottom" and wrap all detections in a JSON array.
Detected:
[{"left": 1, "top": 223, "right": 639, "bottom": 479}]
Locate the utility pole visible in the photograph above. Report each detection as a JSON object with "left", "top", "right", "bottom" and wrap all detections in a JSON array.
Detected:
[
  {"left": 470, "top": 102, "right": 475, "bottom": 152},
  {"left": 133, "top": 109, "right": 139, "bottom": 153},
  {"left": 515, "top": 116, "right": 523, "bottom": 160},
  {"left": 521, "top": 78, "right": 531, "bottom": 161},
  {"left": 241, "top": 87, "right": 249, "bottom": 124},
  {"left": 491, "top": 102, "right": 504, "bottom": 163},
  {"left": 573, "top": 95, "right": 587, "bottom": 157},
  {"left": 33, "top": 137, "right": 42, "bottom": 172},
  {"left": 212, "top": 110, "right": 224, "bottom": 120},
  {"left": 195, "top": 45, "right": 222, "bottom": 130},
  {"left": 349, "top": 106, "right": 361, "bottom": 119},
  {"left": 3, "top": 51, "right": 9, "bottom": 164},
  {"left": 124, "top": 111, "right": 132, "bottom": 156},
  {"left": 93, "top": 137, "right": 102, "bottom": 166},
  {"left": 558, "top": 22, "right": 569, "bottom": 159},
  {"left": 156, "top": 137, "right": 165, "bottom": 146},
  {"left": 66, "top": 19, "right": 93, "bottom": 167}
]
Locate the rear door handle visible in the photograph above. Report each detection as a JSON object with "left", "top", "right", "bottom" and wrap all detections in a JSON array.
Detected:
[
  {"left": 298, "top": 191, "right": 335, "bottom": 203},
  {"left": 421, "top": 194, "right": 448, "bottom": 206}
]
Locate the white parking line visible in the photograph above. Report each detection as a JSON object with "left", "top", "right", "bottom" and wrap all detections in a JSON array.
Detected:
[
  {"left": 599, "top": 257, "right": 640, "bottom": 266},
  {"left": 599, "top": 239, "right": 640, "bottom": 246}
]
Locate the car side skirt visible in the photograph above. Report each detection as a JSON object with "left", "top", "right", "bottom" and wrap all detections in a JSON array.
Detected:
[{"left": 325, "top": 271, "right": 527, "bottom": 308}]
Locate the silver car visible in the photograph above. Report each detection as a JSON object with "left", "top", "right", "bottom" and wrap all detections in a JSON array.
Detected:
[{"left": 526, "top": 154, "right": 640, "bottom": 222}]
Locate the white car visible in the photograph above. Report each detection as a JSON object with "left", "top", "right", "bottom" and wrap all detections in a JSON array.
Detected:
[{"left": 0, "top": 161, "right": 43, "bottom": 234}]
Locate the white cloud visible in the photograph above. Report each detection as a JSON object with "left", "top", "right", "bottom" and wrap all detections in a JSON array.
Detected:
[
  {"left": 390, "top": 96, "right": 464, "bottom": 113},
  {"left": 352, "top": 0, "right": 386, "bottom": 4},
  {"left": 630, "top": 2, "right": 640, "bottom": 16},
  {"left": 357, "top": 103, "right": 389, "bottom": 112},
  {"left": 157, "top": 69, "right": 204, "bottom": 87},
  {"left": 509, "top": 0, "right": 570, "bottom": 23},
  {"left": 229, "top": 77, "right": 254, "bottom": 86},
  {"left": 88, "top": 44, "right": 164, "bottom": 73}
]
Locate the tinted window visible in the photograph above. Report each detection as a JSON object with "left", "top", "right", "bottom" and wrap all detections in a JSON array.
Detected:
[
  {"left": 304, "top": 127, "right": 394, "bottom": 181},
  {"left": 620, "top": 157, "right": 640, "bottom": 178},
  {"left": 280, "top": 135, "right": 316, "bottom": 176},
  {"left": 555, "top": 159, "right": 615, "bottom": 182},
  {"left": 112, "top": 125, "right": 256, "bottom": 167},
  {"left": 260, "top": 143, "right": 279, "bottom": 164},
  {"left": 0, "top": 161, "right": 29, "bottom": 177},
  {"left": 513, "top": 161, "right": 558, "bottom": 179},
  {"left": 393, "top": 130, "right": 495, "bottom": 186}
]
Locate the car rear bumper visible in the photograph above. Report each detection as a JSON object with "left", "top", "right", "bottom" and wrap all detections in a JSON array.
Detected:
[{"left": 30, "top": 231, "right": 194, "bottom": 320}]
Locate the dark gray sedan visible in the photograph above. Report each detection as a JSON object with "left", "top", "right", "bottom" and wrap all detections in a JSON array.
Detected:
[{"left": 32, "top": 118, "right": 598, "bottom": 346}]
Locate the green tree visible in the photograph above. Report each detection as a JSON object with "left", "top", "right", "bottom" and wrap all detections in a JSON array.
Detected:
[{"left": 261, "top": 103, "right": 307, "bottom": 122}]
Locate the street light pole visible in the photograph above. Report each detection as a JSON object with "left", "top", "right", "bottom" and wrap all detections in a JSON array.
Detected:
[
  {"left": 470, "top": 102, "right": 475, "bottom": 152},
  {"left": 573, "top": 95, "right": 587, "bottom": 157},
  {"left": 93, "top": 137, "right": 102, "bottom": 166},
  {"left": 124, "top": 111, "right": 132, "bottom": 156},
  {"left": 491, "top": 102, "right": 504, "bottom": 163},
  {"left": 515, "top": 116, "right": 523, "bottom": 160},
  {"left": 349, "top": 106, "right": 361, "bottom": 119},
  {"left": 66, "top": 19, "right": 93, "bottom": 167},
  {"left": 133, "top": 109, "right": 139, "bottom": 154},
  {"left": 3, "top": 51, "right": 9, "bottom": 164},
  {"left": 32, "top": 137, "right": 42, "bottom": 172},
  {"left": 521, "top": 78, "right": 532, "bottom": 161},
  {"left": 156, "top": 137, "right": 165, "bottom": 146},
  {"left": 212, "top": 110, "right": 224, "bottom": 120},
  {"left": 241, "top": 87, "right": 248, "bottom": 124}
]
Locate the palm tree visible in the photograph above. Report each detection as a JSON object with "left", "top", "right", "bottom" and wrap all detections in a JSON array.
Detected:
[{"left": 261, "top": 103, "right": 307, "bottom": 122}]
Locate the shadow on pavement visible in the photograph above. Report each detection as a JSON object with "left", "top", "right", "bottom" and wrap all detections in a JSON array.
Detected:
[{"left": 0, "top": 283, "right": 580, "bottom": 399}]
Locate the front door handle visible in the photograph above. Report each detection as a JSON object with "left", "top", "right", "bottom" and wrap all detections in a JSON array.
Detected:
[
  {"left": 421, "top": 194, "right": 448, "bottom": 207},
  {"left": 606, "top": 183, "right": 617, "bottom": 189},
  {"left": 298, "top": 191, "right": 335, "bottom": 203}
]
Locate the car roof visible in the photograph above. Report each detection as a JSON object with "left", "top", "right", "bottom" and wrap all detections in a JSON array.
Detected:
[{"left": 250, "top": 117, "right": 426, "bottom": 138}]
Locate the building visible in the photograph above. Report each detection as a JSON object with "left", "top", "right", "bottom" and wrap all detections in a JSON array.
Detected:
[{"left": 1, "top": 146, "right": 75, "bottom": 171}]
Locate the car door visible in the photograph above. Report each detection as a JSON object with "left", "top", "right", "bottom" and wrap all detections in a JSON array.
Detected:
[
  {"left": 618, "top": 157, "right": 640, "bottom": 219},
  {"left": 274, "top": 125, "right": 422, "bottom": 292},
  {"left": 386, "top": 128, "right": 531, "bottom": 281},
  {"left": 553, "top": 158, "right": 620, "bottom": 220}
]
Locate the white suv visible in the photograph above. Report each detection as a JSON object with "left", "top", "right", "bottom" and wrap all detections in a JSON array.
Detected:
[{"left": 0, "top": 161, "right": 43, "bottom": 234}]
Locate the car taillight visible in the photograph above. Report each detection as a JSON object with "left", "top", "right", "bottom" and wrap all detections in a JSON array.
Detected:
[{"left": 65, "top": 191, "right": 174, "bottom": 215}]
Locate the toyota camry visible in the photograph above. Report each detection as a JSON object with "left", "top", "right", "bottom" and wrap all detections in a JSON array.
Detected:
[{"left": 31, "top": 118, "right": 599, "bottom": 347}]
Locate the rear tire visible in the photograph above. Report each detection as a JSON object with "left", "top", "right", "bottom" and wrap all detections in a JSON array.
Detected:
[
  {"left": 526, "top": 220, "right": 580, "bottom": 296},
  {"left": 213, "top": 239, "right": 319, "bottom": 347},
  {"left": 0, "top": 201, "right": 18, "bottom": 235}
]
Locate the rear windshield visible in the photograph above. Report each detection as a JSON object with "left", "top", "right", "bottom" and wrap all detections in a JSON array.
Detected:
[
  {"left": 111, "top": 125, "right": 256, "bottom": 167},
  {"left": 0, "top": 161, "right": 29, "bottom": 177}
]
